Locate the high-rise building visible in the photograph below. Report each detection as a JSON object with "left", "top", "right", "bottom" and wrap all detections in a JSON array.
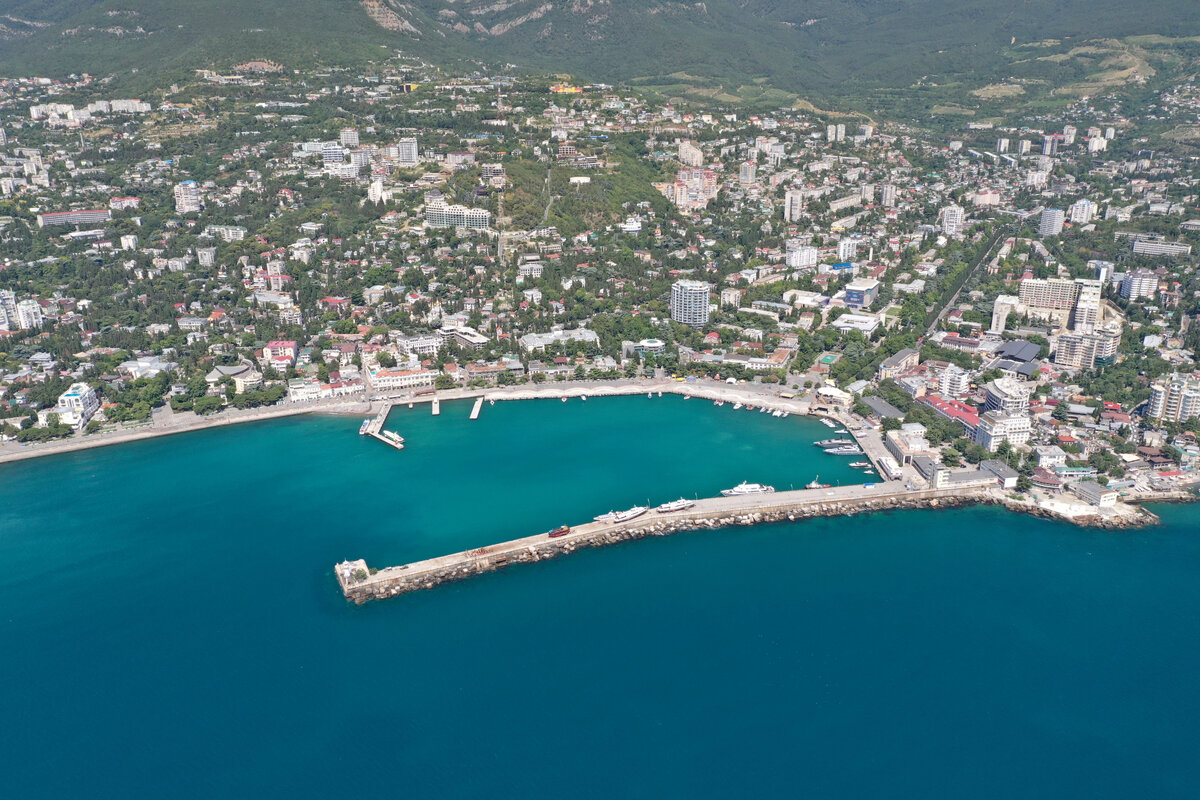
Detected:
[
  {"left": 991, "top": 294, "right": 1019, "bottom": 334},
  {"left": 973, "top": 411, "right": 1032, "bottom": 452},
  {"left": 983, "top": 378, "right": 1032, "bottom": 416},
  {"left": 1019, "top": 278, "right": 1078, "bottom": 313},
  {"left": 739, "top": 161, "right": 757, "bottom": 185},
  {"left": 783, "top": 190, "right": 805, "bottom": 223},
  {"left": 826, "top": 124, "right": 837, "bottom": 142},
  {"left": 1148, "top": 374, "right": 1200, "bottom": 423},
  {"left": 173, "top": 180, "right": 201, "bottom": 214},
  {"left": 16, "top": 299, "right": 44, "bottom": 330},
  {"left": 1054, "top": 327, "right": 1120, "bottom": 369},
  {"left": 996, "top": 137, "right": 1010, "bottom": 154},
  {"left": 837, "top": 238, "right": 858, "bottom": 262},
  {"left": 940, "top": 365, "right": 970, "bottom": 398},
  {"left": 836, "top": 123, "right": 846, "bottom": 141},
  {"left": 941, "top": 204, "right": 965, "bottom": 236},
  {"left": 678, "top": 140, "right": 703, "bottom": 167},
  {"left": 396, "top": 137, "right": 419, "bottom": 165},
  {"left": 1041, "top": 135, "right": 1058, "bottom": 156},
  {"left": 1062, "top": 125, "right": 1077, "bottom": 145},
  {"left": 0, "top": 289, "right": 16, "bottom": 330},
  {"left": 321, "top": 142, "right": 345, "bottom": 165},
  {"left": 0, "top": 127, "right": 7, "bottom": 147},
  {"left": 1039, "top": 208, "right": 1065, "bottom": 237},
  {"left": 785, "top": 244, "right": 819, "bottom": 270},
  {"left": 339, "top": 128, "right": 359, "bottom": 147},
  {"left": 1070, "top": 280, "right": 1102, "bottom": 334},
  {"left": 1120, "top": 269, "right": 1158, "bottom": 301},
  {"left": 670, "top": 280, "right": 710, "bottom": 327},
  {"left": 880, "top": 184, "right": 897, "bottom": 207},
  {"left": 1068, "top": 199, "right": 1096, "bottom": 225},
  {"left": 1017, "top": 139, "right": 1032, "bottom": 155}
]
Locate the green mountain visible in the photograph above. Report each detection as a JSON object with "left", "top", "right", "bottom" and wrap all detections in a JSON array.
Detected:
[{"left": 1, "top": 0, "right": 1198, "bottom": 109}]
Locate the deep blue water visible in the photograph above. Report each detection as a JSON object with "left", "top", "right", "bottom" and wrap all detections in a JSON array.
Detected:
[{"left": 2, "top": 396, "right": 1199, "bottom": 798}]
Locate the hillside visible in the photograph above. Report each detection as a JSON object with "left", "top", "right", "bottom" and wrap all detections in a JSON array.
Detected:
[{"left": 1, "top": 0, "right": 1198, "bottom": 111}]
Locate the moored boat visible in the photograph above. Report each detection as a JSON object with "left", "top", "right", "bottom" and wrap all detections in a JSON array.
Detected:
[
  {"left": 613, "top": 506, "right": 649, "bottom": 522},
  {"left": 547, "top": 525, "right": 570, "bottom": 538},
  {"left": 359, "top": 420, "right": 370, "bottom": 435},
  {"left": 806, "top": 476, "right": 831, "bottom": 489},
  {"left": 824, "top": 445, "right": 862, "bottom": 455},
  {"left": 656, "top": 498, "right": 696, "bottom": 513},
  {"left": 721, "top": 482, "right": 775, "bottom": 497},
  {"left": 814, "top": 438, "right": 853, "bottom": 448}
]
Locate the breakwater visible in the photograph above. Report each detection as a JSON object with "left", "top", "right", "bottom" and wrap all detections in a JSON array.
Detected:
[{"left": 337, "top": 485, "right": 989, "bottom": 604}]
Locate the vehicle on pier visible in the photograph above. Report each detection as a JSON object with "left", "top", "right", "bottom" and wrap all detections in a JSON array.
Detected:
[
  {"left": 656, "top": 498, "right": 696, "bottom": 513},
  {"left": 721, "top": 482, "right": 776, "bottom": 497},
  {"left": 547, "top": 525, "right": 571, "bottom": 538}
]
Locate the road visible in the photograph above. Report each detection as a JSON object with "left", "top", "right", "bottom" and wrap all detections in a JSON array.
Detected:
[{"left": 924, "top": 223, "right": 1016, "bottom": 337}]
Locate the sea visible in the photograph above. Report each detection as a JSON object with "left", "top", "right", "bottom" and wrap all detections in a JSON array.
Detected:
[{"left": 2, "top": 395, "right": 1199, "bottom": 798}]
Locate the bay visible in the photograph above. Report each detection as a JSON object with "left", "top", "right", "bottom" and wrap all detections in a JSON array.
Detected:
[{"left": 1, "top": 395, "right": 1198, "bottom": 798}]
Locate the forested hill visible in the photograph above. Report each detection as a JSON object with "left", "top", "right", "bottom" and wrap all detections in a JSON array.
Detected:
[{"left": 1, "top": 0, "right": 1198, "bottom": 106}]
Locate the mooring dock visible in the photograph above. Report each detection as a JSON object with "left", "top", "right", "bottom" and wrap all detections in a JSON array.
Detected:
[
  {"left": 336, "top": 484, "right": 991, "bottom": 604},
  {"left": 469, "top": 397, "right": 483, "bottom": 420},
  {"left": 362, "top": 402, "right": 401, "bottom": 449},
  {"left": 432, "top": 398, "right": 440, "bottom": 416}
]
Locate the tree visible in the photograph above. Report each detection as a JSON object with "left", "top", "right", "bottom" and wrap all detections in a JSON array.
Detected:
[
  {"left": 1052, "top": 402, "right": 1070, "bottom": 422},
  {"left": 434, "top": 374, "right": 457, "bottom": 390},
  {"left": 376, "top": 351, "right": 396, "bottom": 368}
]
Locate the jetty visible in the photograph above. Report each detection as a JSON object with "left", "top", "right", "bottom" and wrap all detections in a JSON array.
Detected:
[
  {"left": 431, "top": 398, "right": 440, "bottom": 416},
  {"left": 469, "top": 397, "right": 483, "bottom": 420},
  {"left": 337, "top": 484, "right": 996, "bottom": 604},
  {"left": 361, "top": 402, "right": 404, "bottom": 450}
]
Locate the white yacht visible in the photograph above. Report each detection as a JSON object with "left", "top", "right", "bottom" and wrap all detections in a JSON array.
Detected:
[{"left": 721, "top": 482, "right": 776, "bottom": 497}]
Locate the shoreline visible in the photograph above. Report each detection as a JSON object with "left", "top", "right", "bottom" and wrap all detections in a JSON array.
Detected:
[{"left": 0, "top": 378, "right": 826, "bottom": 467}]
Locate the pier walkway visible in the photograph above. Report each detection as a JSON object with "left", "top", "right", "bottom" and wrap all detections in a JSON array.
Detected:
[
  {"left": 469, "top": 398, "right": 483, "bottom": 420},
  {"left": 363, "top": 402, "right": 399, "bottom": 449},
  {"left": 336, "top": 483, "right": 990, "bottom": 604}
]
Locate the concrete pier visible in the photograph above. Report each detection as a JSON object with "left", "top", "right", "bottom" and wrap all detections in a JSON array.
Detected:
[
  {"left": 336, "top": 484, "right": 998, "bottom": 604},
  {"left": 432, "top": 398, "right": 440, "bottom": 416},
  {"left": 363, "top": 402, "right": 401, "bottom": 449},
  {"left": 469, "top": 398, "right": 483, "bottom": 420}
]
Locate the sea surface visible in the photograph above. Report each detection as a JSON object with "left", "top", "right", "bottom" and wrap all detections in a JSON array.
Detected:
[{"left": 1, "top": 395, "right": 1199, "bottom": 798}]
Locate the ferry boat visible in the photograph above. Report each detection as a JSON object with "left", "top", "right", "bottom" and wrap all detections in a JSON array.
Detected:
[
  {"left": 359, "top": 420, "right": 370, "bottom": 435},
  {"left": 820, "top": 418, "right": 837, "bottom": 428},
  {"left": 656, "top": 498, "right": 696, "bottom": 513},
  {"left": 380, "top": 430, "right": 405, "bottom": 449},
  {"left": 814, "top": 438, "right": 853, "bottom": 448},
  {"left": 806, "top": 476, "right": 831, "bottom": 489},
  {"left": 547, "top": 525, "right": 571, "bottom": 538},
  {"left": 849, "top": 461, "right": 872, "bottom": 468},
  {"left": 721, "top": 482, "right": 776, "bottom": 497},
  {"left": 594, "top": 510, "right": 618, "bottom": 523},
  {"left": 824, "top": 445, "right": 863, "bottom": 455}
]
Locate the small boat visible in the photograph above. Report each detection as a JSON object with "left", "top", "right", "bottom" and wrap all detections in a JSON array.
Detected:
[
  {"left": 683, "top": 395, "right": 691, "bottom": 400},
  {"left": 863, "top": 470, "right": 875, "bottom": 474},
  {"left": 821, "top": 418, "right": 836, "bottom": 428},
  {"left": 747, "top": 405, "right": 755, "bottom": 411},
  {"left": 825, "top": 445, "right": 863, "bottom": 455},
  {"left": 359, "top": 420, "right": 370, "bottom": 435},
  {"left": 849, "top": 461, "right": 871, "bottom": 468},
  {"left": 581, "top": 395, "right": 588, "bottom": 401},
  {"left": 657, "top": 498, "right": 696, "bottom": 513},
  {"left": 648, "top": 392, "right": 653, "bottom": 398},
  {"left": 594, "top": 510, "right": 618, "bottom": 523},
  {"left": 714, "top": 400, "right": 720, "bottom": 406},
  {"left": 657, "top": 392, "right": 662, "bottom": 397},
  {"left": 561, "top": 396, "right": 568, "bottom": 402},
  {"left": 547, "top": 525, "right": 570, "bottom": 538},
  {"left": 834, "top": 429, "right": 847, "bottom": 434},
  {"left": 758, "top": 407, "right": 766, "bottom": 413},
  {"left": 781, "top": 412, "right": 789, "bottom": 418},
  {"left": 806, "top": 476, "right": 831, "bottom": 489},
  {"left": 814, "top": 439, "right": 853, "bottom": 448},
  {"left": 721, "top": 482, "right": 775, "bottom": 496},
  {"left": 733, "top": 403, "right": 744, "bottom": 410},
  {"left": 772, "top": 410, "right": 782, "bottom": 417}
]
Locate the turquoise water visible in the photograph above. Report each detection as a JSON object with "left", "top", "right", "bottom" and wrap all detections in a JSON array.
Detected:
[{"left": 2, "top": 396, "right": 1199, "bottom": 798}]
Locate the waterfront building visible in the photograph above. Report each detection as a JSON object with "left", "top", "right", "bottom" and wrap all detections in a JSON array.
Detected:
[
  {"left": 973, "top": 410, "right": 1032, "bottom": 452},
  {"left": 1071, "top": 481, "right": 1118, "bottom": 508},
  {"left": 369, "top": 368, "right": 437, "bottom": 391},
  {"left": 50, "top": 383, "right": 100, "bottom": 428},
  {"left": 1147, "top": 374, "right": 1200, "bottom": 423},
  {"left": 670, "top": 280, "right": 711, "bottom": 327}
]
